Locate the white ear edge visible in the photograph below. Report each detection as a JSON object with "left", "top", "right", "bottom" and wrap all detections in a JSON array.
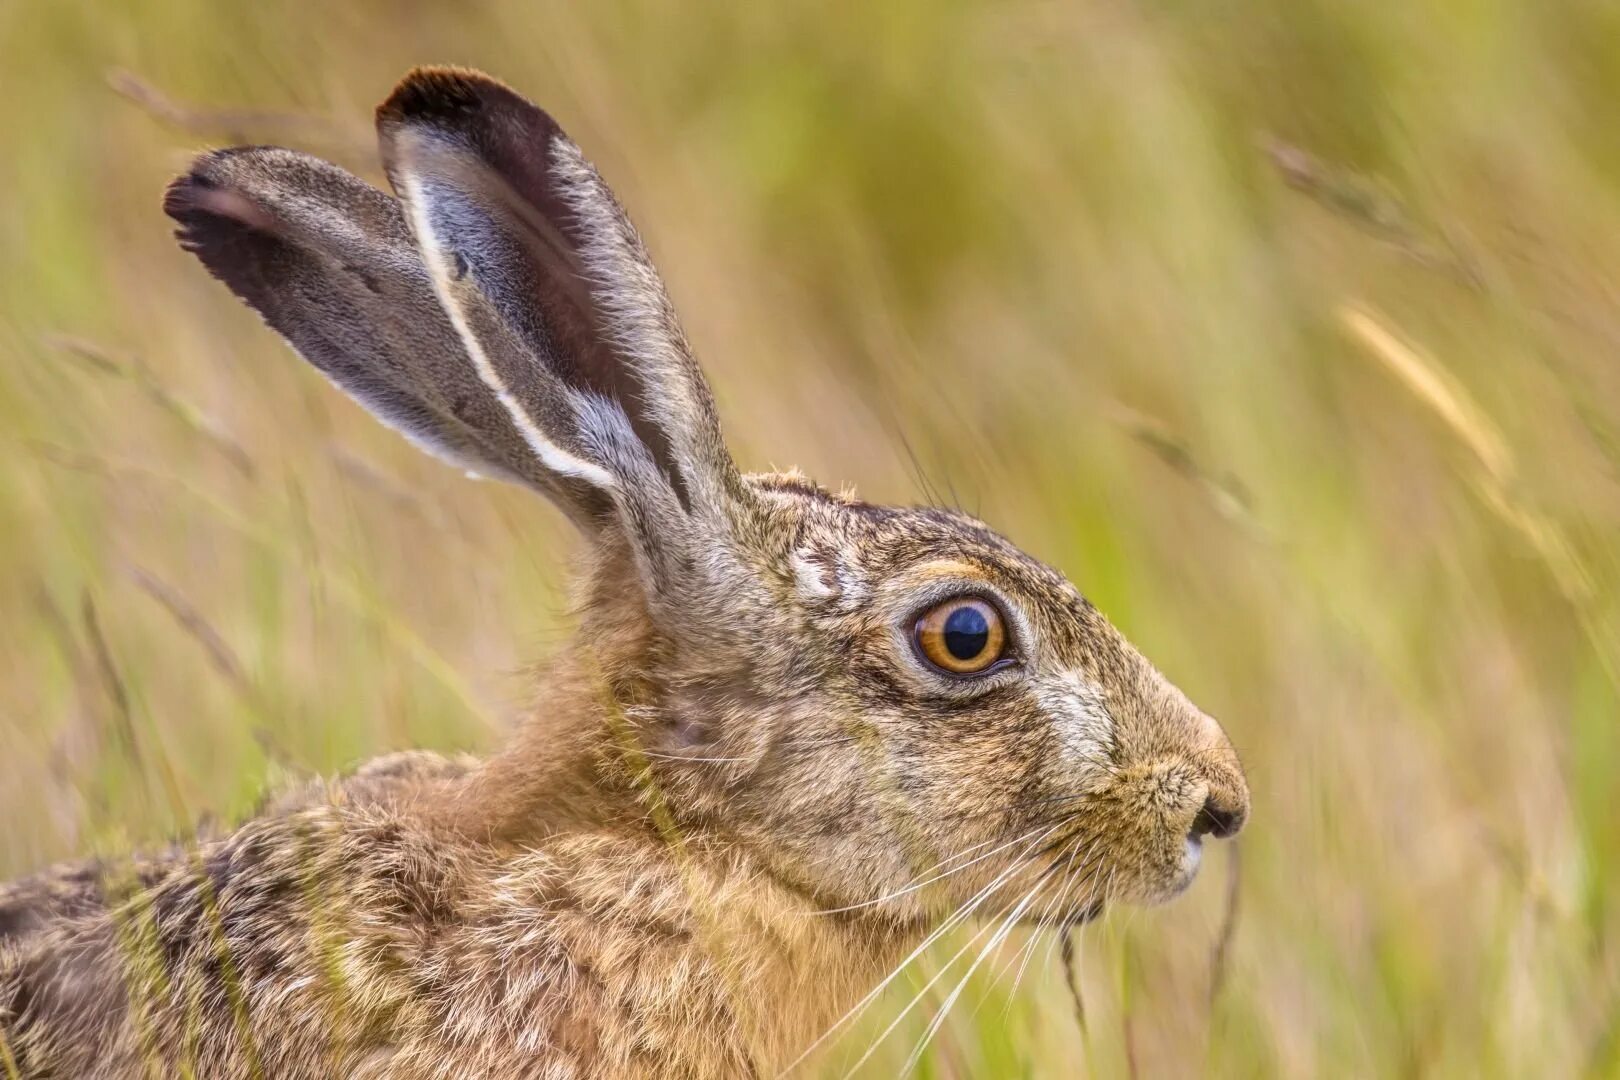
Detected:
[{"left": 401, "top": 168, "right": 618, "bottom": 492}]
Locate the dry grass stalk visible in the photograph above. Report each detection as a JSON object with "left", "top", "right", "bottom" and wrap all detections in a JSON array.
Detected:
[
  {"left": 45, "top": 334, "right": 256, "bottom": 480},
  {"left": 1208, "top": 843, "right": 1242, "bottom": 1010},
  {"left": 108, "top": 69, "right": 368, "bottom": 162},
  {"left": 125, "top": 564, "right": 251, "bottom": 697},
  {"left": 1265, "top": 138, "right": 1484, "bottom": 289},
  {"left": 81, "top": 593, "right": 191, "bottom": 827},
  {"left": 1337, "top": 304, "right": 1595, "bottom": 607}
]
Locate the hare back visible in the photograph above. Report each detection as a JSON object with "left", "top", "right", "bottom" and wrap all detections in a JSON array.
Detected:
[
  {"left": 0, "top": 751, "right": 476, "bottom": 957},
  {"left": 0, "top": 759, "right": 852, "bottom": 1079}
]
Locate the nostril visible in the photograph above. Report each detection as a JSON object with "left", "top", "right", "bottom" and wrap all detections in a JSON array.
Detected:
[{"left": 1190, "top": 796, "right": 1244, "bottom": 841}]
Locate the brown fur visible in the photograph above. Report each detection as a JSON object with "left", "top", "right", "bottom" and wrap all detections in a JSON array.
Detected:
[{"left": 0, "top": 68, "right": 1248, "bottom": 1078}]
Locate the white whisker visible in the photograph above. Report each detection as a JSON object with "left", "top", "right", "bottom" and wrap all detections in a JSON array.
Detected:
[
  {"left": 1005, "top": 837, "right": 1093, "bottom": 999},
  {"left": 899, "top": 863, "right": 1061, "bottom": 1076},
  {"left": 1040, "top": 839, "right": 1105, "bottom": 974},
  {"left": 809, "top": 826, "right": 1052, "bottom": 916},
  {"left": 837, "top": 893, "right": 1021, "bottom": 1079},
  {"left": 779, "top": 823, "right": 1063, "bottom": 1076}
]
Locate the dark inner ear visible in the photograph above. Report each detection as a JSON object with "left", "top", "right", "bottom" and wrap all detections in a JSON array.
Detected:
[
  {"left": 165, "top": 152, "right": 563, "bottom": 492},
  {"left": 379, "top": 72, "right": 688, "bottom": 510}
]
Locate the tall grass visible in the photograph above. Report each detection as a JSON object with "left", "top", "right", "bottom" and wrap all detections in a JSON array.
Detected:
[{"left": 3, "top": 1, "right": 1619, "bottom": 1074}]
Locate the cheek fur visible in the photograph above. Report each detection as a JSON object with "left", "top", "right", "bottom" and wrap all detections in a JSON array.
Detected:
[{"left": 1036, "top": 671, "right": 1115, "bottom": 779}]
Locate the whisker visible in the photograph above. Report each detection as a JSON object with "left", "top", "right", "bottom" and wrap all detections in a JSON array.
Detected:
[
  {"left": 1007, "top": 837, "right": 1097, "bottom": 998},
  {"left": 1040, "top": 839, "right": 1104, "bottom": 973},
  {"left": 808, "top": 827, "right": 1053, "bottom": 916},
  {"left": 639, "top": 751, "right": 756, "bottom": 764},
  {"left": 837, "top": 890, "right": 1023, "bottom": 1079},
  {"left": 899, "top": 860, "right": 1067, "bottom": 1075},
  {"left": 781, "top": 823, "right": 1063, "bottom": 1075},
  {"left": 994, "top": 845, "right": 1079, "bottom": 994},
  {"left": 1002, "top": 838, "right": 1106, "bottom": 1026}
]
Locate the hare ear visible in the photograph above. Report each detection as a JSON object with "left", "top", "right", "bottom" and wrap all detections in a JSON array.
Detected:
[
  {"left": 375, "top": 67, "right": 746, "bottom": 563},
  {"left": 164, "top": 147, "right": 612, "bottom": 521}
]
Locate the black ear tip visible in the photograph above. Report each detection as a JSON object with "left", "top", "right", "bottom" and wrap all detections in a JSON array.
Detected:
[
  {"left": 162, "top": 164, "right": 276, "bottom": 295},
  {"left": 163, "top": 153, "right": 278, "bottom": 242},
  {"left": 162, "top": 164, "right": 215, "bottom": 223},
  {"left": 163, "top": 149, "right": 258, "bottom": 218},
  {"left": 375, "top": 66, "right": 564, "bottom": 152},
  {"left": 377, "top": 66, "right": 508, "bottom": 127}
]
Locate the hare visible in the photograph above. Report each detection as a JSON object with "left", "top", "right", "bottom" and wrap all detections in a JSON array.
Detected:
[{"left": 0, "top": 68, "right": 1249, "bottom": 1079}]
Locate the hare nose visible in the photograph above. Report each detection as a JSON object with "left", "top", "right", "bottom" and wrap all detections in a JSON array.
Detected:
[{"left": 1190, "top": 794, "right": 1246, "bottom": 840}]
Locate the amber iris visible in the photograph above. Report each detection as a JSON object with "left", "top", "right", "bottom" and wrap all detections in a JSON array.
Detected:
[{"left": 914, "top": 596, "right": 1007, "bottom": 675}]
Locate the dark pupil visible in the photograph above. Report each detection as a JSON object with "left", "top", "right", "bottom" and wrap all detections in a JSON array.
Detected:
[{"left": 942, "top": 605, "right": 990, "bottom": 661}]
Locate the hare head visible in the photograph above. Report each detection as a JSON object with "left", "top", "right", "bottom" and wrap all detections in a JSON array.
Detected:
[{"left": 167, "top": 68, "right": 1247, "bottom": 932}]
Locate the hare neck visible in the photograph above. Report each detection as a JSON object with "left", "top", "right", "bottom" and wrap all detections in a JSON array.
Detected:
[
  {"left": 431, "top": 647, "right": 629, "bottom": 843},
  {"left": 691, "top": 844, "right": 922, "bottom": 1072},
  {"left": 436, "top": 554, "right": 678, "bottom": 842},
  {"left": 492, "top": 826, "right": 923, "bottom": 1075},
  {"left": 440, "top": 739, "right": 928, "bottom": 1071},
  {"left": 431, "top": 716, "right": 928, "bottom": 1070},
  {"left": 424, "top": 566, "right": 932, "bottom": 1070}
]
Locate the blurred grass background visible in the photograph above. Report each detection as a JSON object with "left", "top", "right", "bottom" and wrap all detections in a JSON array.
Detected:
[{"left": 3, "top": 0, "right": 1620, "bottom": 1075}]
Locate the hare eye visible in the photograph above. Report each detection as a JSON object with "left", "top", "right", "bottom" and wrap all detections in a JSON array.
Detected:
[{"left": 914, "top": 597, "right": 1009, "bottom": 676}]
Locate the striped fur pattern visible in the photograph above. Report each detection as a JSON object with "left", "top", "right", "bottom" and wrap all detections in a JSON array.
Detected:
[{"left": 0, "top": 68, "right": 1249, "bottom": 1077}]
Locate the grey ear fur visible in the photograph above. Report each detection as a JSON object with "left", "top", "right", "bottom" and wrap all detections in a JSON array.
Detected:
[
  {"left": 166, "top": 68, "right": 752, "bottom": 582},
  {"left": 164, "top": 146, "right": 614, "bottom": 523},
  {"left": 374, "top": 68, "right": 745, "bottom": 565}
]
